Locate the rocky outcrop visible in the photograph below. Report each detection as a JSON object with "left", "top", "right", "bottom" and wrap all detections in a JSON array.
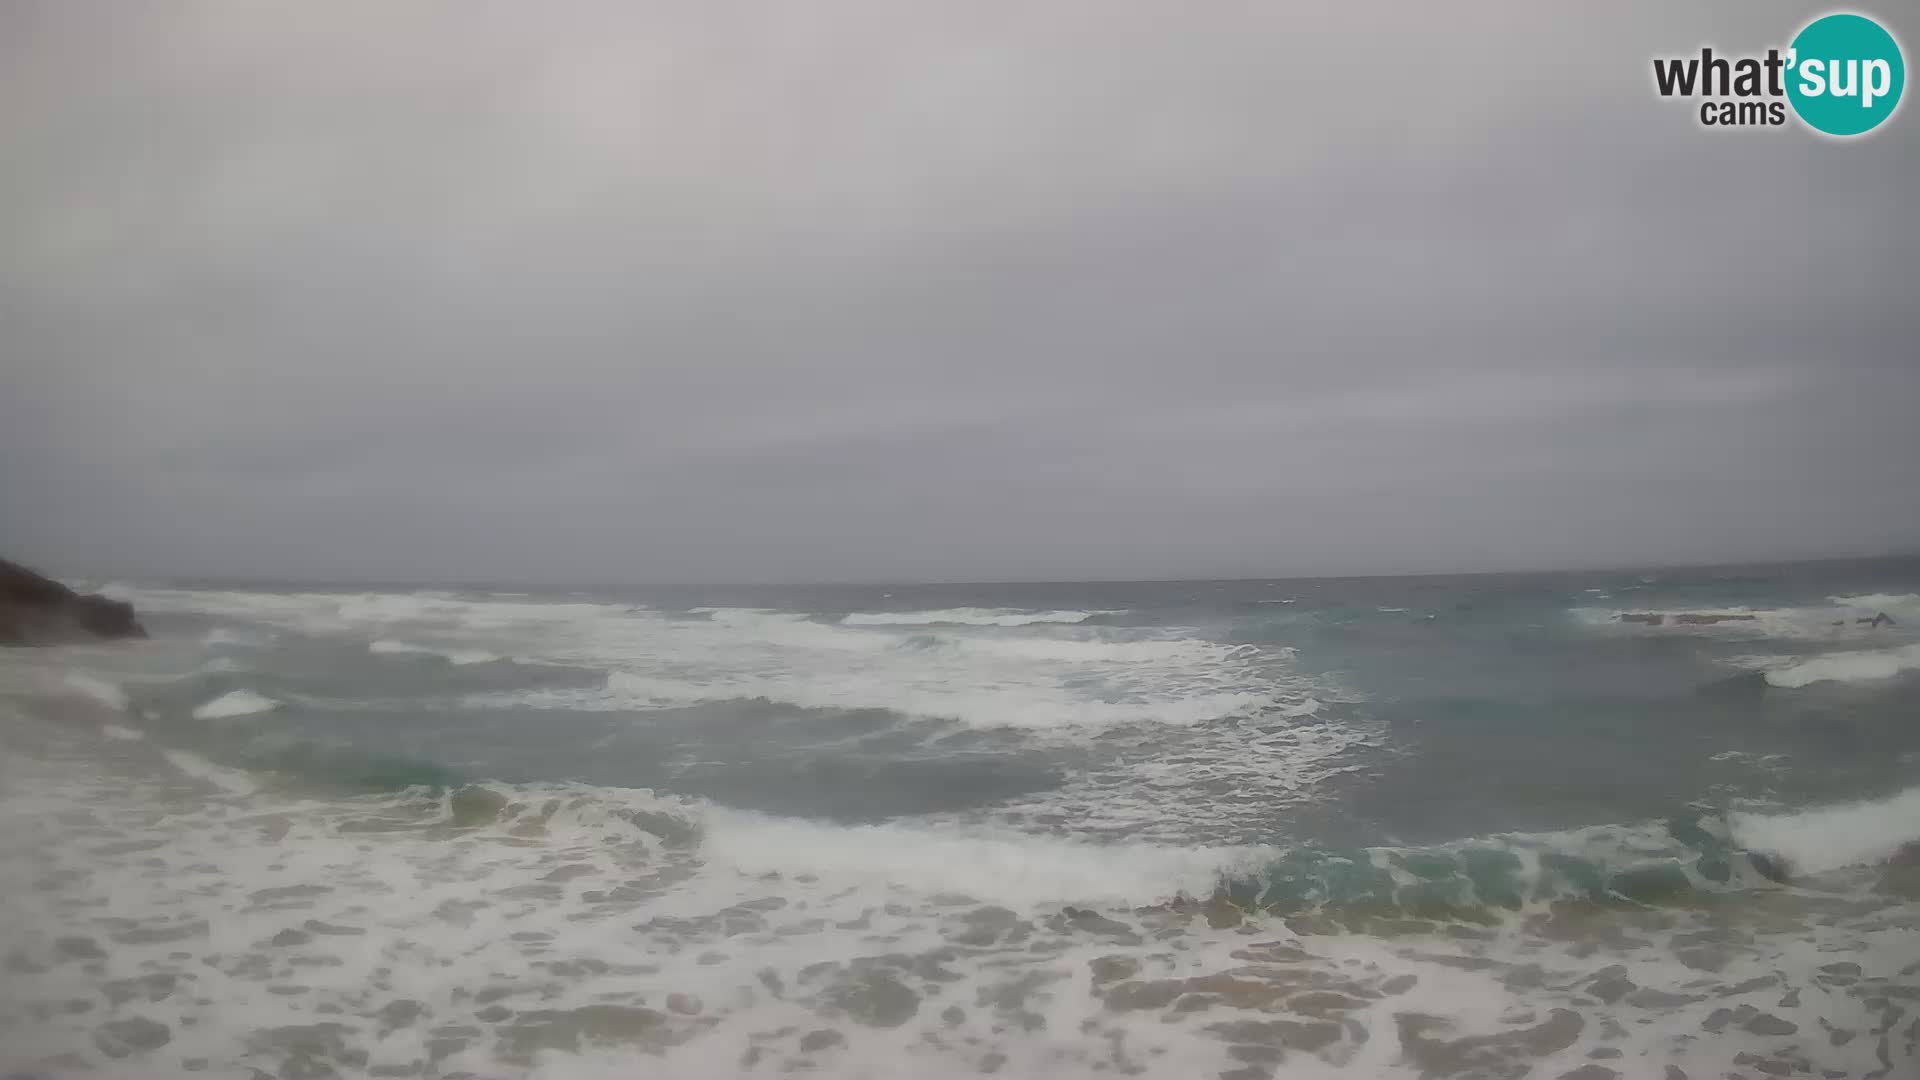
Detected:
[{"left": 0, "top": 558, "right": 145, "bottom": 645}]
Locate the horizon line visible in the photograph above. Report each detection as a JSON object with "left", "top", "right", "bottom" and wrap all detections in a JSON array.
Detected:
[{"left": 44, "top": 548, "right": 1920, "bottom": 594}]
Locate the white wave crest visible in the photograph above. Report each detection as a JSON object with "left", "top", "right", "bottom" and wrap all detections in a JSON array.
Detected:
[
  {"left": 842, "top": 608, "right": 1104, "bottom": 627},
  {"left": 1732, "top": 786, "right": 1920, "bottom": 876},
  {"left": 61, "top": 672, "right": 128, "bottom": 712},
  {"left": 1576, "top": 602, "right": 1908, "bottom": 641},
  {"left": 369, "top": 639, "right": 499, "bottom": 665},
  {"left": 1763, "top": 643, "right": 1920, "bottom": 688},
  {"left": 898, "top": 632, "right": 1228, "bottom": 664},
  {"left": 1827, "top": 593, "right": 1919, "bottom": 612},
  {"left": 159, "top": 749, "right": 259, "bottom": 795},
  {"left": 114, "top": 587, "right": 1333, "bottom": 736},
  {"left": 600, "top": 670, "right": 1275, "bottom": 732},
  {"left": 701, "top": 809, "right": 1267, "bottom": 908},
  {"left": 130, "top": 587, "right": 614, "bottom": 636},
  {"left": 191, "top": 689, "right": 282, "bottom": 720}
]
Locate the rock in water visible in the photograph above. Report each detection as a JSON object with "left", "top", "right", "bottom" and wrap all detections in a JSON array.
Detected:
[
  {"left": 1746, "top": 850, "right": 1794, "bottom": 884},
  {"left": 0, "top": 557, "right": 146, "bottom": 645}
]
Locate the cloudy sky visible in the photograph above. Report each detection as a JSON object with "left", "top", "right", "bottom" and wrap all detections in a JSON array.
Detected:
[{"left": 3, "top": 2, "right": 1916, "bottom": 584}]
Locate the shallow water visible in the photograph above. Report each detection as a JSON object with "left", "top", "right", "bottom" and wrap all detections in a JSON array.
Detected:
[{"left": 2, "top": 558, "right": 1918, "bottom": 1078}]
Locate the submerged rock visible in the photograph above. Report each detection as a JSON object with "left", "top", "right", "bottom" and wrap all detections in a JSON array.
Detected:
[
  {"left": 1747, "top": 850, "right": 1795, "bottom": 884},
  {"left": 0, "top": 557, "right": 145, "bottom": 645},
  {"left": 448, "top": 786, "right": 510, "bottom": 828}
]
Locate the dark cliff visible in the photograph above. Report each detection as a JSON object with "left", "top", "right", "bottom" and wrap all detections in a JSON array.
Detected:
[{"left": 0, "top": 558, "right": 146, "bottom": 645}]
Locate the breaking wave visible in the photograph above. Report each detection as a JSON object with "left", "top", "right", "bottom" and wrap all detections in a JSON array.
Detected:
[
  {"left": 595, "top": 670, "right": 1278, "bottom": 732},
  {"left": 61, "top": 672, "right": 129, "bottom": 711},
  {"left": 1211, "top": 790, "right": 1920, "bottom": 921},
  {"left": 191, "top": 689, "right": 282, "bottom": 720},
  {"left": 1575, "top": 595, "right": 1911, "bottom": 640},
  {"left": 320, "top": 782, "right": 1920, "bottom": 920},
  {"left": 159, "top": 748, "right": 259, "bottom": 796},
  {"left": 1731, "top": 786, "right": 1920, "bottom": 876},
  {"left": 120, "top": 589, "right": 1285, "bottom": 732},
  {"left": 1762, "top": 643, "right": 1920, "bottom": 688},
  {"left": 1827, "top": 592, "right": 1920, "bottom": 613},
  {"left": 841, "top": 608, "right": 1106, "bottom": 627},
  {"left": 369, "top": 638, "right": 502, "bottom": 665}
]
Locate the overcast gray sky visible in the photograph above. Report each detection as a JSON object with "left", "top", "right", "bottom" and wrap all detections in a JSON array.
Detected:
[{"left": 3, "top": 2, "right": 1916, "bottom": 584}]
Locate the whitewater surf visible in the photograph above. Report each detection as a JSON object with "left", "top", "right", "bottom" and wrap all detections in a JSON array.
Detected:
[{"left": 2, "top": 558, "right": 1917, "bottom": 1078}]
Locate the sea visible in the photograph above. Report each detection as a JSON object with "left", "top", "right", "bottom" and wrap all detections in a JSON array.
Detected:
[{"left": 2, "top": 557, "right": 1917, "bottom": 1079}]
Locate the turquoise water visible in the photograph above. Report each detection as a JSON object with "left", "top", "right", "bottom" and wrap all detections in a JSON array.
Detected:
[
  {"left": 109, "top": 558, "right": 1920, "bottom": 843},
  {"left": 2, "top": 556, "right": 1917, "bottom": 1077}
]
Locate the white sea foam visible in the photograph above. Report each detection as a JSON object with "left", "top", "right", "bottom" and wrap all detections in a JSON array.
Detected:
[
  {"left": 389, "top": 599, "right": 1313, "bottom": 732},
  {"left": 701, "top": 809, "right": 1267, "bottom": 908},
  {"left": 904, "top": 632, "right": 1226, "bottom": 664},
  {"left": 1732, "top": 785, "right": 1920, "bottom": 875},
  {"left": 1827, "top": 592, "right": 1920, "bottom": 612},
  {"left": 599, "top": 669, "right": 1276, "bottom": 732},
  {"left": 841, "top": 607, "right": 1104, "bottom": 627},
  {"left": 158, "top": 748, "right": 259, "bottom": 795},
  {"left": 131, "top": 580, "right": 1336, "bottom": 737},
  {"left": 1762, "top": 643, "right": 1920, "bottom": 688},
  {"left": 128, "top": 586, "right": 1320, "bottom": 733},
  {"left": 8, "top": 580, "right": 1910, "bottom": 1079},
  {"left": 1574, "top": 587, "right": 1915, "bottom": 644},
  {"left": 101, "top": 724, "right": 144, "bottom": 741},
  {"left": 137, "top": 589, "right": 1232, "bottom": 728},
  {"left": 130, "top": 586, "right": 615, "bottom": 636},
  {"left": 1, "top": 750, "right": 1912, "bottom": 1080},
  {"left": 369, "top": 637, "right": 427, "bottom": 654},
  {"left": 1707, "top": 749, "right": 1788, "bottom": 772},
  {"left": 369, "top": 638, "right": 500, "bottom": 665},
  {"left": 1574, "top": 602, "right": 1906, "bottom": 640},
  {"left": 61, "top": 672, "right": 128, "bottom": 711},
  {"left": 190, "top": 689, "right": 281, "bottom": 720},
  {"left": 915, "top": 697, "right": 1378, "bottom": 846}
]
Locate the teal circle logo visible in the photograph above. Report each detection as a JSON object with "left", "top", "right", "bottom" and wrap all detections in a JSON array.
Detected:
[{"left": 1786, "top": 13, "right": 1905, "bottom": 136}]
